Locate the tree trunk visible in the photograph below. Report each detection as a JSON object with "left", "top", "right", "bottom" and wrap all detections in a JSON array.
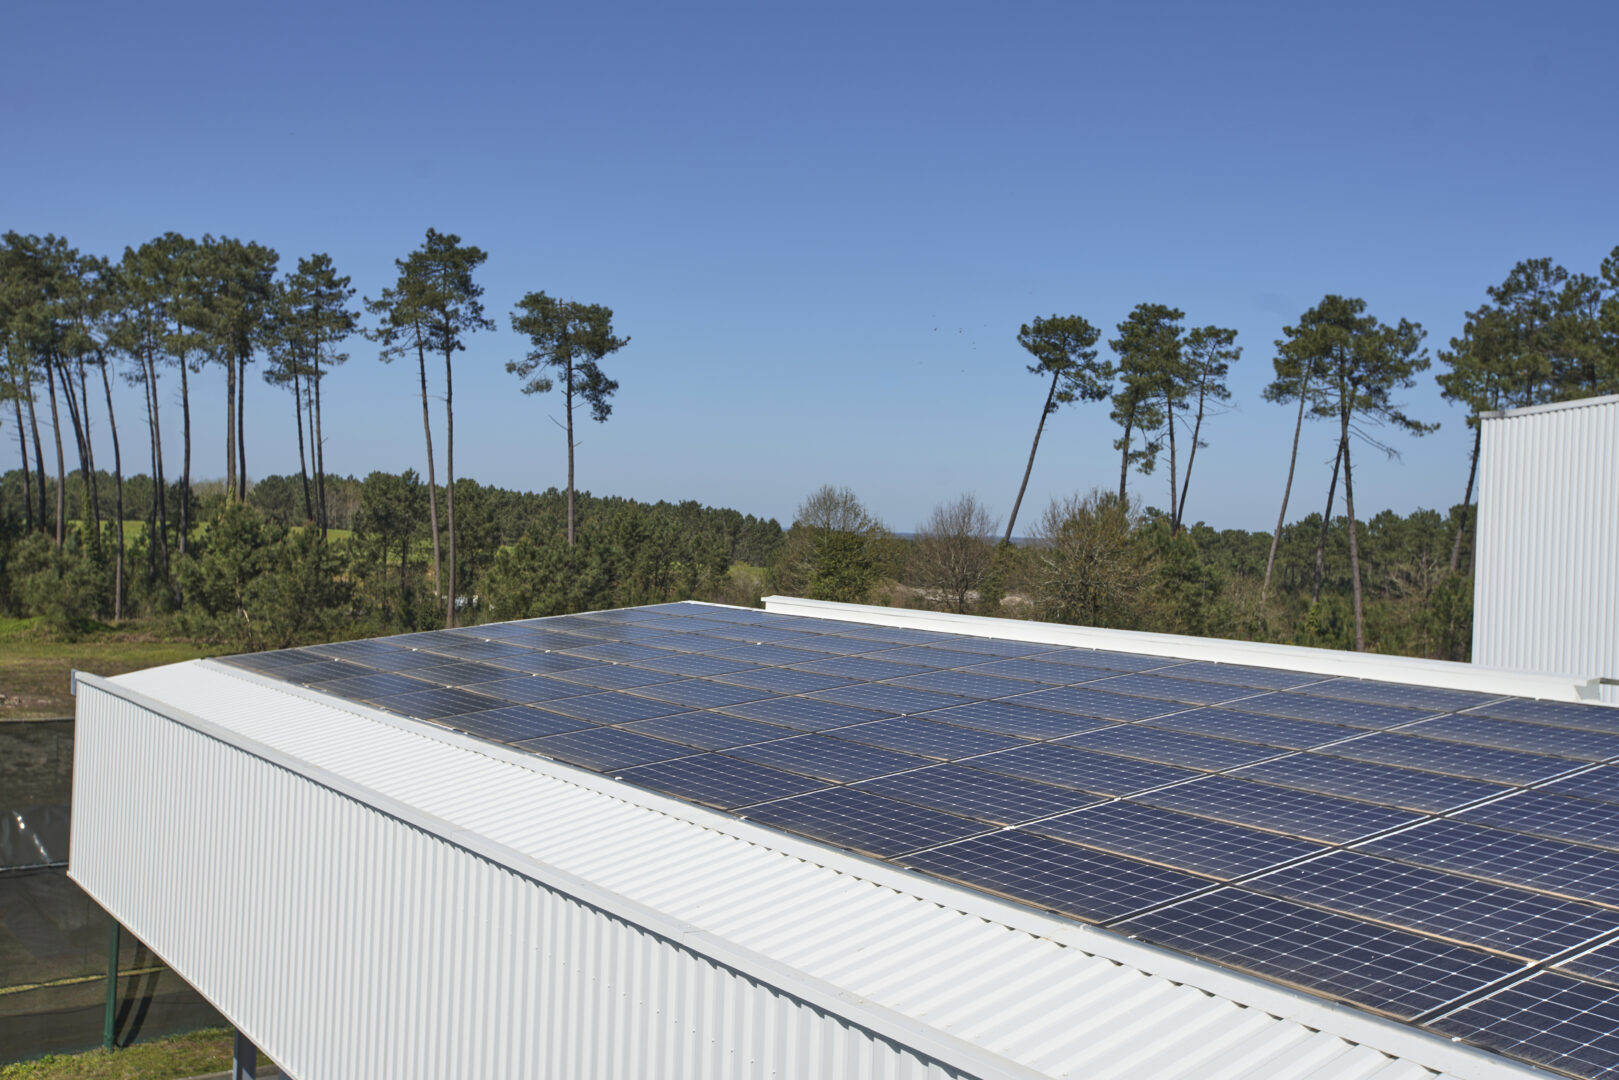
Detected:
[
  {"left": 178, "top": 348, "right": 191, "bottom": 553},
  {"left": 1004, "top": 369, "right": 1060, "bottom": 546},
  {"left": 76, "top": 362, "right": 99, "bottom": 533},
  {"left": 236, "top": 353, "right": 247, "bottom": 499},
  {"left": 1262, "top": 374, "right": 1311, "bottom": 599},
  {"left": 1117, "top": 412, "right": 1133, "bottom": 503},
  {"left": 566, "top": 355, "right": 575, "bottom": 546},
  {"left": 1449, "top": 423, "right": 1482, "bottom": 574},
  {"left": 414, "top": 329, "right": 442, "bottom": 607},
  {"left": 11, "top": 389, "right": 32, "bottom": 533},
  {"left": 314, "top": 357, "right": 328, "bottom": 538},
  {"left": 1342, "top": 415, "right": 1365, "bottom": 652},
  {"left": 443, "top": 346, "right": 457, "bottom": 628},
  {"left": 46, "top": 357, "right": 66, "bottom": 548},
  {"left": 1312, "top": 436, "right": 1344, "bottom": 604},
  {"left": 147, "top": 352, "right": 170, "bottom": 583},
  {"left": 225, "top": 350, "right": 236, "bottom": 499},
  {"left": 24, "top": 363, "right": 48, "bottom": 532},
  {"left": 99, "top": 356, "right": 126, "bottom": 622},
  {"left": 293, "top": 368, "right": 313, "bottom": 521},
  {"left": 1175, "top": 381, "right": 1210, "bottom": 531},
  {"left": 1166, "top": 392, "right": 1179, "bottom": 534},
  {"left": 55, "top": 357, "right": 92, "bottom": 537}
]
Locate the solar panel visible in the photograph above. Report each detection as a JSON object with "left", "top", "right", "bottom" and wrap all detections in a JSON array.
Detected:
[
  {"left": 1143, "top": 708, "right": 1362, "bottom": 750},
  {"left": 1238, "top": 692, "right": 1440, "bottom": 729},
  {"left": 1083, "top": 672, "right": 1258, "bottom": 707},
  {"left": 1356, "top": 818, "right": 1619, "bottom": 908},
  {"left": 708, "top": 643, "right": 847, "bottom": 666},
  {"left": 1543, "top": 767, "right": 1619, "bottom": 807},
  {"left": 1467, "top": 698, "right": 1619, "bottom": 736},
  {"left": 910, "top": 636, "right": 1046, "bottom": 657},
  {"left": 1556, "top": 941, "right": 1619, "bottom": 988},
  {"left": 1057, "top": 725, "right": 1280, "bottom": 771},
  {"left": 854, "top": 763, "right": 1102, "bottom": 825},
  {"left": 1321, "top": 732, "right": 1577, "bottom": 785},
  {"left": 613, "top": 754, "right": 824, "bottom": 810},
  {"left": 966, "top": 743, "right": 1201, "bottom": 796},
  {"left": 717, "top": 696, "right": 888, "bottom": 731},
  {"left": 740, "top": 787, "right": 993, "bottom": 858},
  {"left": 1406, "top": 713, "right": 1619, "bottom": 762},
  {"left": 1243, "top": 850, "right": 1619, "bottom": 960},
  {"left": 1115, "top": 888, "right": 1525, "bottom": 1020},
  {"left": 469, "top": 675, "right": 592, "bottom": 704},
  {"left": 826, "top": 715, "right": 1025, "bottom": 760},
  {"left": 710, "top": 667, "right": 854, "bottom": 694},
  {"left": 1457, "top": 792, "right": 1619, "bottom": 852},
  {"left": 626, "top": 679, "right": 778, "bottom": 709},
  {"left": 538, "top": 692, "right": 692, "bottom": 725},
  {"left": 478, "top": 651, "right": 600, "bottom": 675},
  {"left": 1026, "top": 648, "right": 1179, "bottom": 672},
  {"left": 370, "top": 686, "right": 509, "bottom": 719},
  {"left": 888, "top": 670, "right": 1042, "bottom": 700},
  {"left": 918, "top": 700, "right": 1115, "bottom": 739},
  {"left": 316, "top": 671, "right": 438, "bottom": 701},
  {"left": 1131, "top": 775, "right": 1423, "bottom": 843},
  {"left": 515, "top": 725, "right": 695, "bottom": 771},
  {"left": 1430, "top": 971, "right": 1619, "bottom": 1079},
  {"left": 1300, "top": 678, "right": 1501, "bottom": 713},
  {"left": 900, "top": 829, "right": 1210, "bottom": 922},
  {"left": 1231, "top": 754, "right": 1511, "bottom": 813},
  {"left": 722, "top": 734, "right": 931, "bottom": 784},
  {"left": 303, "top": 639, "right": 417, "bottom": 665},
  {"left": 548, "top": 664, "right": 681, "bottom": 690},
  {"left": 1154, "top": 661, "right": 1328, "bottom": 691},
  {"left": 1011, "top": 686, "right": 1187, "bottom": 722},
  {"left": 791, "top": 656, "right": 934, "bottom": 681},
  {"left": 278, "top": 659, "right": 374, "bottom": 685},
  {"left": 623, "top": 652, "right": 758, "bottom": 677},
  {"left": 409, "top": 659, "right": 532, "bottom": 686},
  {"left": 624, "top": 711, "right": 795, "bottom": 751},
  {"left": 1024, "top": 801, "right": 1327, "bottom": 878},
  {"left": 834, "top": 626, "right": 964, "bottom": 646},
  {"left": 861, "top": 645, "right": 1013, "bottom": 669},
  {"left": 807, "top": 683, "right": 970, "bottom": 716},
  {"left": 445, "top": 705, "right": 591, "bottom": 743},
  {"left": 957, "top": 658, "right": 1088, "bottom": 685},
  {"left": 414, "top": 638, "right": 540, "bottom": 662}
]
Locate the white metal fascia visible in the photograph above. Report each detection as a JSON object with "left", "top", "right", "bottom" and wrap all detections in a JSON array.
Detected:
[
  {"left": 87, "top": 659, "right": 1545, "bottom": 1080},
  {"left": 1478, "top": 392, "right": 1619, "bottom": 421},
  {"left": 758, "top": 596, "right": 1607, "bottom": 703}
]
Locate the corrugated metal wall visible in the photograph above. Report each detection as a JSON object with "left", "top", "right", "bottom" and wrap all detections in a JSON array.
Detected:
[
  {"left": 69, "top": 688, "right": 966, "bottom": 1080},
  {"left": 1473, "top": 394, "right": 1619, "bottom": 704}
]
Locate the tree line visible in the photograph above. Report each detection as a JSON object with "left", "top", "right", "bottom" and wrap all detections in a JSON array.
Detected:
[{"left": 0, "top": 228, "right": 628, "bottom": 629}]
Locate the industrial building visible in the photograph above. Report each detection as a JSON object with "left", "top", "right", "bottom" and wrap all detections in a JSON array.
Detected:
[{"left": 68, "top": 595, "right": 1619, "bottom": 1079}]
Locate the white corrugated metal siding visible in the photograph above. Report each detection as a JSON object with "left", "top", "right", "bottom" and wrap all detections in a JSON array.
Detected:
[
  {"left": 71, "top": 660, "right": 1540, "bottom": 1080},
  {"left": 1473, "top": 393, "right": 1619, "bottom": 704}
]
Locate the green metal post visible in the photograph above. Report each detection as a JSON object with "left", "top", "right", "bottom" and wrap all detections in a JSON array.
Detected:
[{"left": 103, "top": 918, "right": 121, "bottom": 1051}]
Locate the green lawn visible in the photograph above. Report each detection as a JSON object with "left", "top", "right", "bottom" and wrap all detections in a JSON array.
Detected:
[
  {"left": 1, "top": 1028, "right": 267, "bottom": 1080},
  {"left": 0, "top": 619, "right": 210, "bottom": 720}
]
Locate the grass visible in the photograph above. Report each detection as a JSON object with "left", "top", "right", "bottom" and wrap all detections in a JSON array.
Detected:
[
  {"left": 0, "top": 1027, "right": 266, "bottom": 1079},
  {"left": 0, "top": 618, "right": 210, "bottom": 720}
]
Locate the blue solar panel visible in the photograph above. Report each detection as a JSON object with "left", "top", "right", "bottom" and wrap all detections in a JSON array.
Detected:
[
  {"left": 1131, "top": 775, "right": 1423, "bottom": 843},
  {"left": 539, "top": 692, "right": 691, "bottom": 725},
  {"left": 613, "top": 755, "right": 824, "bottom": 810},
  {"left": 1231, "top": 754, "right": 1511, "bottom": 813},
  {"left": 740, "top": 787, "right": 993, "bottom": 858},
  {"left": 1012, "top": 685, "right": 1187, "bottom": 722},
  {"left": 1154, "top": 661, "right": 1328, "bottom": 691},
  {"left": 1556, "top": 941, "right": 1619, "bottom": 988},
  {"left": 516, "top": 725, "right": 694, "bottom": 771},
  {"left": 445, "top": 705, "right": 590, "bottom": 743},
  {"left": 1238, "top": 693, "right": 1440, "bottom": 729},
  {"left": 1321, "top": 732, "right": 1577, "bottom": 785},
  {"left": 826, "top": 715, "right": 1025, "bottom": 760},
  {"left": 1057, "top": 725, "right": 1279, "bottom": 771},
  {"left": 1083, "top": 672, "right": 1258, "bottom": 706},
  {"left": 1025, "top": 801, "right": 1327, "bottom": 878},
  {"left": 808, "top": 683, "right": 971, "bottom": 716},
  {"left": 1457, "top": 792, "right": 1619, "bottom": 852},
  {"left": 1431, "top": 972, "right": 1619, "bottom": 1079},
  {"left": 1300, "top": 678, "right": 1500, "bottom": 714},
  {"left": 627, "top": 679, "right": 778, "bottom": 709},
  {"left": 1356, "top": 818, "right": 1619, "bottom": 908},
  {"left": 966, "top": 743, "right": 1201, "bottom": 796},
  {"left": 623, "top": 711, "right": 795, "bottom": 751},
  {"left": 1466, "top": 698, "right": 1619, "bottom": 736},
  {"left": 1543, "top": 767, "right": 1619, "bottom": 807},
  {"left": 718, "top": 696, "right": 889, "bottom": 731},
  {"left": 854, "top": 763, "right": 1102, "bottom": 825},
  {"left": 1406, "top": 714, "right": 1619, "bottom": 762},
  {"left": 723, "top": 734, "right": 932, "bottom": 784},
  {"left": 919, "top": 700, "right": 1114, "bottom": 739},
  {"left": 1143, "top": 708, "right": 1361, "bottom": 750},
  {"left": 888, "top": 669, "right": 1042, "bottom": 700}
]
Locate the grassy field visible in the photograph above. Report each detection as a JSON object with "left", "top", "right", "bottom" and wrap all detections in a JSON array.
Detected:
[
  {"left": 0, "top": 619, "right": 211, "bottom": 720},
  {"left": 0, "top": 1028, "right": 267, "bottom": 1079}
]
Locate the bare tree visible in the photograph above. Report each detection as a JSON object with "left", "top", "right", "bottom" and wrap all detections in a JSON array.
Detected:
[{"left": 912, "top": 493, "right": 999, "bottom": 614}]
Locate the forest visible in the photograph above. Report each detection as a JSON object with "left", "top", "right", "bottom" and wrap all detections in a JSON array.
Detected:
[{"left": 2, "top": 228, "right": 1617, "bottom": 660}]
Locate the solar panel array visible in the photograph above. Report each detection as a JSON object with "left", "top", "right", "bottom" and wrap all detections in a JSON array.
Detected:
[{"left": 220, "top": 602, "right": 1619, "bottom": 1080}]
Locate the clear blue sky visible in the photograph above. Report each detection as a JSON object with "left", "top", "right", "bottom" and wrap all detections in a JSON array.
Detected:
[{"left": 6, "top": 0, "right": 1616, "bottom": 533}]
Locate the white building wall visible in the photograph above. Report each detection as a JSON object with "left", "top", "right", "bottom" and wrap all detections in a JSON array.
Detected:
[
  {"left": 69, "top": 687, "right": 964, "bottom": 1080},
  {"left": 1472, "top": 393, "right": 1619, "bottom": 705}
]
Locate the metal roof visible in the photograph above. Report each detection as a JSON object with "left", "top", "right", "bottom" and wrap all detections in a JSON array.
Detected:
[{"left": 79, "top": 599, "right": 1570, "bottom": 1080}]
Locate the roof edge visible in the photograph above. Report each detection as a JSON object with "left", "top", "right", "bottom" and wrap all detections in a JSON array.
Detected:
[
  {"left": 760, "top": 597, "right": 1604, "bottom": 703},
  {"left": 1479, "top": 391, "right": 1619, "bottom": 421}
]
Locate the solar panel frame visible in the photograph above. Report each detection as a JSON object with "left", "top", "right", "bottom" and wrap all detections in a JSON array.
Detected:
[
  {"left": 1230, "top": 754, "right": 1513, "bottom": 813},
  {"left": 825, "top": 715, "right": 1026, "bottom": 760},
  {"left": 1130, "top": 774, "right": 1424, "bottom": 844},
  {"left": 1466, "top": 698, "right": 1619, "bottom": 735},
  {"left": 739, "top": 787, "right": 995, "bottom": 858},
  {"left": 1457, "top": 791, "right": 1619, "bottom": 852},
  {"left": 964, "top": 742, "right": 1202, "bottom": 797},
  {"left": 1320, "top": 732, "right": 1579, "bottom": 786},
  {"left": 1355, "top": 818, "right": 1619, "bottom": 909},
  {"left": 1010, "top": 686, "right": 1189, "bottom": 722},
  {"left": 1236, "top": 692, "right": 1442, "bottom": 729},
  {"left": 721, "top": 734, "right": 933, "bottom": 784},
  {"left": 1429, "top": 971, "right": 1619, "bottom": 1079},
  {"left": 1405, "top": 713, "right": 1619, "bottom": 762},
  {"left": 623, "top": 711, "right": 797, "bottom": 751},
  {"left": 1142, "top": 707, "right": 1363, "bottom": 750},
  {"left": 853, "top": 763, "right": 1104, "bottom": 825},
  {"left": 1056, "top": 725, "right": 1281, "bottom": 771},
  {"left": 717, "top": 696, "right": 890, "bottom": 731},
  {"left": 514, "top": 725, "right": 697, "bottom": 771},
  {"left": 1024, "top": 801, "right": 1328, "bottom": 879},
  {"left": 918, "top": 700, "right": 1117, "bottom": 739},
  {"left": 612, "top": 754, "right": 826, "bottom": 810}
]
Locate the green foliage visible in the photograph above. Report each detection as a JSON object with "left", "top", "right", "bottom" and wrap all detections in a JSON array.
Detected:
[{"left": 771, "top": 486, "right": 889, "bottom": 605}]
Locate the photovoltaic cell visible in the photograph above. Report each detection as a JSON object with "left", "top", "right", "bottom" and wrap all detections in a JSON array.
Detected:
[
  {"left": 1406, "top": 713, "right": 1619, "bottom": 762},
  {"left": 900, "top": 829, "right": 1209, "bottom": 922},
  {"left": 1143, "top": 708, "right": 1362, "bottom": 751},
  {"left": 444, "top": 705, "right": 590, "bottom": 742},
  {"left": 826, "top": 715, "right": 1025, "bottom": 760},
  {"left": 624, "top": 652, "right": 760, "bottom": 677},
  {"left": 807, "top": 683, "right": 971, "bottom": 716},
  {"left": 1556, "top": 941, "right": 1619, "bottom": 988},
  {"left": 408, "top": 660, "right": 529, "bottom": 686},
  {"left": 515, "top": 725, "right": 694, "bottom": 771},
  {"left": 477, "top": 651, "right": 599, "bottom": 675},
  {"left": 833, "top": 626, "right": 963, "bottom": 646},
  {"left": 854, "top": 763, "right": 1103, "bottom": 825},
  {"left": 919, "top": 701, "right": 1115, "bottom": 739},
  {"left": 888, "top": 670, "right": 1041, "bottom": 700},
  {"left": 1543, "top": 768, "right": 1619, "bottom": 807},
  {"left": 277, "top": 659, "right": 374, "bottom": 685},
  {"left": 1057, "top": 725, "right": 1279, "bottom": 771},
  {"left": 958, "top": 658, "right": 1088, "bottom": 685},
  {"left": 722, "top": 734, "right": 931, "bottom": 784},
  {"left": 304, "top": 639, "right": 418, "bottom": 665},
  {"left": 710, "top": 643, "right": 860, "bottom": 666},
  {"left": 1011, "top": 686, "right": 1186, "bottom": 722},
  {"left": 1243, "top": 849, "right": 1619, "bottom": 960},
  {"left": 469, "top": 675, "right": 592, "bottom": 704},
  {"left": 709, "top": 667, "right": 856, "bottom": 694},
  {"left": 613, "top": 755, "right": 824, "bottom": 810},
  {"left": 1115, "top": 888, "right": 1525, "bottom": 1020},
  {"left": 1237, "top": 693, "right": 1440, "bottom": 729},
  {"left": 626, "top": 679, "right": 777, "bottom": 709},
  {"left": 370, "top": 686, "right": 509, "bottom": 719},
  {"left": 1430, "top": 971, "right": 1619, "bottom": 1079},
  {"left": 538, "top": 692, "right": 692, "bottom": 725},
  {"left": 1025, "top": 801, "right": 1327, "bottom": 879},
  {"left": 966, "top": 743, "right": 1201, "bottom": 796},
  {"left": 792, "top": 656, "right": 933, "bottom": 681},
  {"left": 718, "top": 697, "right": 889, "bottom": 731},
  {"left": 315, "top": 672, "right": 440, "bottom": 701},
  {"left": 1321, "top": 732, "right": 1577, "bottom": 786},
  {"left": 1131, "top": 774, "right": 1423, "bottom": 844},
  {"left": 1301, "top": 678, "right": 1500, "bottom": 714},
  {"left": 1356, "top": 818, "right": 1619, "bottom": 909},
  {"left": 414, "top": 639, "right": 540, "bottom": 662},
  {"left": 1231, "top": 754, "right": 1511, "bottom": 813},
  {"left": 861, "top": 645, "right": 1012, "bottom": 669},
  {"left": 1027, "top": 648, "right": 1181, "bottom": 672},
  {"left": 912, "top": 637, "right": 1047, "bottom": 657},
  {"left": 1083, "top": 672, "right": 1258, "bottom": 707},
  {"left": 740, "top": 787, "right": 993, "bottom": 858},
  {"left": 624, "top": 711, "right": 795, "bottom": 751},
  {"left": 1467, "top": 698, "right": 1619, "bottom": 735},
  {"left": 1155, "top": 661, "right": 1328, "bottom": 691},
  {"left": 1457, "top": 792, "right": 1619, "bottom": 852}
]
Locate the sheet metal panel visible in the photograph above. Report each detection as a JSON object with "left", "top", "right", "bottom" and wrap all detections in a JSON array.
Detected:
[
  {"left": 72, "top": 661, "right": 1538, "bottom": 1079},
  {"left": 1474, "top": 393, "right": 1619, "bottom": 705}
]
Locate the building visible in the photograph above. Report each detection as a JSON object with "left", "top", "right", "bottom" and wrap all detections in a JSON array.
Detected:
[{"left": 70, "top": 598, "right": 1619, "bottom": 1079}]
